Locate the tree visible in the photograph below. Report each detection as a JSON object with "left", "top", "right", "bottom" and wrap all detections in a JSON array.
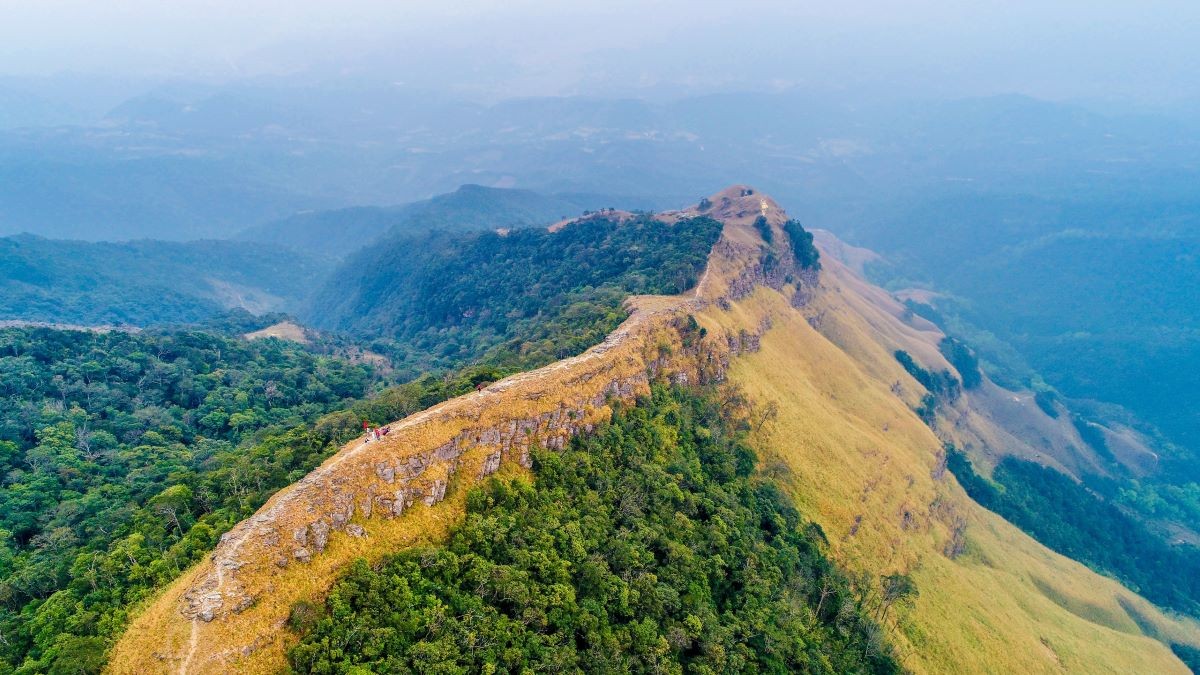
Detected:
[
  {"left": 753, "top": 215, "right": 774, "bottom": 244},
  {"left": 783, "top": 219, "right": 821, "bottom": 270},
  {"left": 149, "top": 485, "right": 194, "bottom": 535},
  {"left": 879, "top": 573, "right": 919, "bottom": 621},
  {"left": 938, "top": 337, "right": 982, "bottom": 389}
]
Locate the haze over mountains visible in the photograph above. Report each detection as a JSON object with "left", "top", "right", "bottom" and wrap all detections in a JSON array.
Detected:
[
  {"left": 3, "top": 83, "right": 1198, "bottom": 241},
  {"left": 238, "top": 184, "right": 653, "bottom": 260}
]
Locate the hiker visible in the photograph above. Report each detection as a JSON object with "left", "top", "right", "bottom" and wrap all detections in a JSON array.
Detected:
[
  {"left": 373, "top": 428, "right": 381, "bottom": 441},
  {"left": 381, "top": 426, "right": 390, "bottom": 436}
]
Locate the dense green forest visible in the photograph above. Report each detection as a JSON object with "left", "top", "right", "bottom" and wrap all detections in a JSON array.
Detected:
[
  {"left": 0, "top": 235, "right": 329, "bottom": 326},
  {"left": 0, "top": 327, "right": 389, "bottom": 673},
  {"left": 309, "top": 214, "right": 723, "bottom": 377},
  {"left": 0, "top": 324, "right": 563, "bottom": 673},
  {"left": 289, "top": 385, "right": 901, "bottom": 674},
  {"left": 946, "top": 448, "right": 1200, "bottom": 616}
]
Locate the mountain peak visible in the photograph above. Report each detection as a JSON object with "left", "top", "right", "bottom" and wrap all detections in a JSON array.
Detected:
[{"left": 691, "top": 185, "right": 787, "bottom": 227}]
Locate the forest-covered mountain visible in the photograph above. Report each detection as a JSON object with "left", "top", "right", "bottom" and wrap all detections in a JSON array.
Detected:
[
  {"left": 0, "top": 198, "right": 726, "bottom": 673},
  {"left": 238, "top": 184, "right": 645, "bottom": 260},
  {"left": 5, "top": 84, "right": 1197, "bottom": 471},
  {"left": 6, "top": 1, "right": 1200, "bottom": 670},
  {"left": 306, "top": 212, "right": 723, "bottom": 377},
  {"left": 6, "top": 84, "right": 1195, "bottom": 470},
  {"left": 106, "top": 187, "right": 1200, "bottom": 675},
  {"left": 0, "top": 235, "right": 330, "bottom": 326}
]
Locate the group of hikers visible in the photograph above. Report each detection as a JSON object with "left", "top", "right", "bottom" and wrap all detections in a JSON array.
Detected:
[{"left": 362, "top": 419, "right": 391, "bottom": 443}]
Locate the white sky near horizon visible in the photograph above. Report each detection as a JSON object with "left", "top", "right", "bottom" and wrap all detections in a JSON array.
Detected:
[{"left": 0, "top": 0, "right": 1198, "bottom": 103}]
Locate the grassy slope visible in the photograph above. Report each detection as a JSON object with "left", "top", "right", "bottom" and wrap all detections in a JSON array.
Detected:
[
  {"left": 107, "top": 460, "right": 508, "bottom": 674},
  {"left": 699, "top": 259, "right": 1200, "bottom": 673}
]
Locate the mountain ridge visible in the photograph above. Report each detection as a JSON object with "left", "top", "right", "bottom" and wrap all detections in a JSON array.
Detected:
[{"left": 109, "top": 186, "right": 1200, "bottom": 674}]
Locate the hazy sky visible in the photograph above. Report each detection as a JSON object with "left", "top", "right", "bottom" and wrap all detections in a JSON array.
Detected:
[{"left": 1, "top": 0, "right": 1198, "bottom": 103}]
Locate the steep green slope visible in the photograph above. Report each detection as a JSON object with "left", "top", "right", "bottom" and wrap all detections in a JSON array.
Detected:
[
  {"left": 947, "top": 449, "right": 1200, "bottom": 615},
  {"left": 238, "top": 185, "right": 623, "bottom": 260},
  {"left": 0, "top": 235, "right": 330, "bottom": 326},
  {"left": 307, "top": 213, "right": 723, "bottom": 377}
]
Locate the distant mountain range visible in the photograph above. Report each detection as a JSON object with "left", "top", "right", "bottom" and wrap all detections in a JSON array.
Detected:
[
  {"left": 0, "top": 185, "right": 651, "bottom": 325},
  {"left": 6, "top": 86, "right": 1196, "bottom": 243},
  {"left": 238, "top": 184, "right": 653, "bottom": 260}
]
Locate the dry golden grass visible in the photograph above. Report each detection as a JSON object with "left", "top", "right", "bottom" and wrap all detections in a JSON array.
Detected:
[
  {"left": 699, "top": 278, "right": 1200, "bottom": 674},
  {"left": 109, "top": 454, "right": 535, "bottom": 674},
  {"left": 242, "top": 321, "right": 310, "bottom": 344},
  {"left": 808, "top": 241, "right": 1134, "bottom": 480}
]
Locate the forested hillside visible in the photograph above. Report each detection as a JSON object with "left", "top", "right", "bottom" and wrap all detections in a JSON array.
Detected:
[
  {"left": 0, "top": 207, "right": 732, "bottom": 673},
  {"left": 0, "top": 235, "right": 330, "bottom": 326},
  {"left": 289, "top": 385, "right": 900, "bottom": 674},
  {"left": 0, "top": 328, "right": 380, "bottom": 673},
  {"left": 947, "top": 449, "right": 1200, "bottom": 616},
  {"left": 308, "top": 214, "right": 723, "bottom": 377}
]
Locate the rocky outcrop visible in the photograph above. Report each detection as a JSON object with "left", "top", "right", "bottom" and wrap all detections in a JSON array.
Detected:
[{"left": 177, "top": 302, "right": 724, "bottom": 627}]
